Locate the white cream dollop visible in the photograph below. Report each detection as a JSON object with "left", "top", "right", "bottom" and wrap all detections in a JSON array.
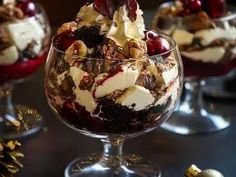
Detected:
[
  {"left": 106, "top": 5, "right": 145, "bottom": 47},
  {"left": 76, "top": 4, "right": 112, "bottom": 33},
  {"left": 77, "top": 4, "right": 145, "bottom": 47}
]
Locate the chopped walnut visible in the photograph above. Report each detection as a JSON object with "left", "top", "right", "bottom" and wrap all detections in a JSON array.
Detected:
[
  {"left": 183, "top": 12, "right": 214, "bottom": 32},
  {"left": 123, "top": 39, "right": 147, "bottom": 59},
  {"left": 57, "top": 21, "right": 77, "bottom": 35},
  {"left": 0, "top": 4, "right": 24, "bottom": 22}
]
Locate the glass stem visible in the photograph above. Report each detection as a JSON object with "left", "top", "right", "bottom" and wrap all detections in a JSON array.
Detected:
[
  {"left": 100, "top": 138, "right": 125, "bottom": 168},
  {"left": 180, "top": 78, "right": 204, "bottom": 112},
  {"left": 0, "top": 84, "right": 16, "bottom": 124}
]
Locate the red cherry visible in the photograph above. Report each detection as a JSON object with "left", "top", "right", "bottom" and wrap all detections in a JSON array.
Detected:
[
  {"left": 188, "top": 0, "right": 202, "bottom": 12},
  {"left": 17, "top": 0, "right": 38, "bottom": 17},
  {"left": 54, "top": 31, "right": 77, "bottom": 51},
  {"left": 180, "top": 0, "right": 202, "bottom": 13},
  {"left": 144, "top": 30, "right": 158, "bottom": 40},
  {"left": 203, "top": 0, "right": 225, "bottom": 18},
  {"left": 147, "top": 36, "right": 170, "bottom": 57}
]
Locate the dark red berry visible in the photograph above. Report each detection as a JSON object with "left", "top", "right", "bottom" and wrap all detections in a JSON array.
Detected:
[
  {"left": 147, "top": 36, "right": 170, "bottom": 57},
  {"left": 17, "top": 0, "right": 38, "bottom": 17},
  {"left": 124, "top": 0, "right": 138, "bottom": 22},
  {"left": 188, "top": 0, "right": 202, "bottom": 12},
  {"left": 94, "top": 0, "right": 137, "bottom": 22},
  {"left": 203, "top": 0, "right": 225, "bottom": 18},
  {"left": 144, "top": 30, "right": 158, "bottom": 40},
  {"left": 54, "top": 31, "right": 77, "bottom": 51},
  {"left": 179, "top": 0, "right": 202, "bottom": 13}
]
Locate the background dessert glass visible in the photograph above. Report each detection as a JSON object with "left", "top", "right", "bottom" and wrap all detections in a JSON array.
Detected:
[
  {"left": 45, "top": 32, "right": 183, "bottom": 177},
  {"left": 0, "top": 0, "right": 51, "bottom": 139},
  {"left": 199, "top": 5, "right": 236, "bottom": 100},
  {"left": 152, "top": 1, "right": 236, "bottom": 134}
]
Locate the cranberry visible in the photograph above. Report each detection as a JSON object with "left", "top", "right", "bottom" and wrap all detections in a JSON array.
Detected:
[
  {"left": 144, "top": 30, "right": 158, "bottom": 40},
  {"left": 54, "top": 31, "right": 77, "bottom": 51},
  {"left": 17, "top": 0, "right": 38, "bottom": 17},
  {"left": 147, "top": 36, "right": 170, "bottom": 57},
  {"left": 203, "top": 0, "right": 225, "bottom": 18}
]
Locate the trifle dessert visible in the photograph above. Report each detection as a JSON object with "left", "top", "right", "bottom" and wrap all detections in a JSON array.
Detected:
[
  {"left": 45, "top": 0, "right": 182, "bottom": 176},
  {"left": 0, "top": 0, "right": 50, "bottom": 83},
  {"left": 152, "top": 0, "right": 234, "bottom": 134},
  {"left": 153, "top": 0, "right": 236, "bottom": 78},
  {"left": 0, "top": 0, "right": 50, "bottom": 139},
  {"left": 45, "top": 0, "right": 182, "bottom": 136}
]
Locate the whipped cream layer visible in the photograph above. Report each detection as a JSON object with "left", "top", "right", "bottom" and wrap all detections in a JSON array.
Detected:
[
  {"left": 55, "top": 57, "right": 179, "bottom": 114},
  {"left": 76, "top": 3, "right": 145, "bottom": 47},
  {"left": 172, "top": 23, "right": 236, "bottom": 63},
  {"left": 0, "top": 15, "right": 46, "bottom": 65}
]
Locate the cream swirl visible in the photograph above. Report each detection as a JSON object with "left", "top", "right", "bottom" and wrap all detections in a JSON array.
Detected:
[
  {"left": 76, "top": 4, "right": 111, "bottom": 34},
  {"left": 106, "top": 5, "right": 145, "bottom": 47},
  {"left": 76, "top": 3, "right": 145, "bottom": 48}
]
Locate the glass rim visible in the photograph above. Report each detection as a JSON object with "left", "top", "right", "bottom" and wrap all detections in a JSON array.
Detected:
[
  {"left": 50, "top": 31, "right": 177, "bottom": 61},
  {"left": 158, "top": 2, "right": 236, "bottom": 22}
]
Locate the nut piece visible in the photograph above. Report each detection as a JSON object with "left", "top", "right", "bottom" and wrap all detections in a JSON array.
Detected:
[
  {"left": 184, "top": 12, "right": 214, "bottom": 32},
  {"left": 57, "top": 21, "right": 77, "bottom": 35},
  {"left": 65, "top": 40, "right": 88, "bottom": 64},
  {"left": 123, "top": 39, "right": 147, "bottom": 59},
  {"left": 0, "top": 4, "right": 24, "bottom": 21}
]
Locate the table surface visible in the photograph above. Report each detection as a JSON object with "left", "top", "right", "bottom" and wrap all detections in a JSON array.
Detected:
[{"left": 13, "top": 10, "right": 236, "bottom": 177}]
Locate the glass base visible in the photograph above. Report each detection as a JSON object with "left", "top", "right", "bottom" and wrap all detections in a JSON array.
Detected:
[
  {"left": 161, "top": 106, "right": 230, "bottom": 135},
  {"left": 203, "top": 76, "right": 236, "bottom": 100},
  {"left": 0, "top": 104, "right": 43, "bottom": 139},
  {"left": 65, "top": 153, "right": 161, "bottom": 177}
]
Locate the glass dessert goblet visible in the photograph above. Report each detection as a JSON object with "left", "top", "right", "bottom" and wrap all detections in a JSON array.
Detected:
[
  {"left": 45, "top": 32, "right": 183, "bottom": 177},
  {"left": 152, "top": 0, "right": 236, "bottom": 135},
  {"left": 0, "top": 0, "right": 51, "bottom": 139}
]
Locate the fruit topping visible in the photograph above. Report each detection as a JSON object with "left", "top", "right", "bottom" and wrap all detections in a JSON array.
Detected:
[
  {"left": 189, "top": 0, "right": 202, "bottom": 12},
  {"left": 124, "top": 0, "right": 138, "bottom": 22},
  {"left": 16, "top": 0, "right": 38, "bottom": 17},
  {"left": 144, "top": 30, "right": 159, "bottom": 40},
  {"left": 76, "top": 26, "right": 104, "bottom": 48},
  {"left": 202, "top": 0, "right": 225, "bottom": 18},
  {"left": 94, "top": 0, "right": 137, "bottom": 22},
  {"left": 147, "top": 36, "right": 170, "bottom": 56},
  {"left": 180, "top": 0, "right": 202, "bottom": 14},
  {"left": 54, "top": 31, "right": 77, "bottom": 51}
]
